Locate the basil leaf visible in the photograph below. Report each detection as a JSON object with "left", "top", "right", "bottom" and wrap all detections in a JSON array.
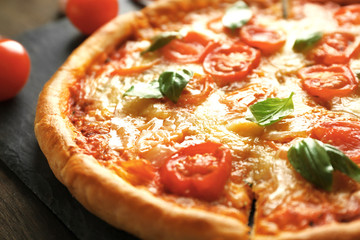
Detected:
[
  {"left": 288, "top": 138, "right": 360, "bottom": 191},
  {"left": 325, "top": 144, "right": 360, "bottom": 182},
  {"left": 123, "top": 81, "right": 163, "bottom": 99},
  {"left": 222, "top": 1, "right": 253, "bottom": 30},
  {"left": 293, "top": 31, "right": 323, "bottom": 52},
  {"left": 159, "top": 69, "right": 193, "bottom": 103},
  {"left": 247, "top": 92, "right": 294, "bottom": 126},
  {"left": 288, "top": 139, "right": 334, "bottom": 191},
  {"left": 354, "top": 70, "right": 360, "bottom": 80},
  {"left": 142, "top": 32, "right": 180, "bottom": 54}
]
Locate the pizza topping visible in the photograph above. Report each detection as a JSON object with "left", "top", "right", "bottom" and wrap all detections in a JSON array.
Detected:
[
  {"left": 311, "top": 121, "right": 360, "bottom": 164},
  {"left": 334, "top": 4, "right": 360, "bottom": 26},
  {"left": 142, "top": 32, "right": 181, "bottom": 54},
  {"left": 307, "top": 32, "right": 360, "bottom": 65},
  {"left": 222, "top": 83, "right": 274, "bottom": 112},
  {"left": 222, "top": 1, "right": 252, "bottom": 30},
  {"left": 288, "top": 138, "right": 360, "bottom": 191},
  {"left": 177, "top": 73, "right": 214, "bottom": 105},
  {"left": 298, "top": 64, "right": 358, "bottom": 100},
  {"left": 161, "top": 31, "right": 217, "bottom": 63},
  {"left": 203, "top": 42, "right": 261, "bottom": 84},
  {"left": 159, "top": 142, "right": 232, "bottom": 201},
  {"left": 292, "top": 31, "right": 323, "bottom": 53},
  {"left": 240, "top": 25, "right": 286, "bottom": 54},
  {"left": 247, "top": 93, "right": 294, "bottom": 127},
  {"left": 124, "top": 69, "right": 193, "bottom": 103}
]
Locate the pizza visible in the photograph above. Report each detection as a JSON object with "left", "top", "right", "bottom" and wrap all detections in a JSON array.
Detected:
[{"left": 34, "top": 0, "right": 360, "bottom": 239}]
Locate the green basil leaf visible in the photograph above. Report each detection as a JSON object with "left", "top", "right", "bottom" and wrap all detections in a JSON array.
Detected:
[
  {"left": 354, "top": 70, "right": 360, "bottom": 80},
  {"left": 222, "top": 1, "right": 253, "bottom": 30},
  {"left": 123, "top": 81, "right": 163, "bottom": 99},
  {"left": 247, "top": 92, "right": 294, "bottom": 126},
  {"left": 142, "top": 32, "right": 180, "bottom": 54},
  {"left": 288, "top": 138, "right": 334, "bottom": 191},
  {"left": 293, "top": 31, "right": 323, "bottom": 52},
  {"left": 325, "top": 144, "right": 360, "bottom": 182},
  {"left": 159, "top": 69, "right": 193, "bottom": 103}
]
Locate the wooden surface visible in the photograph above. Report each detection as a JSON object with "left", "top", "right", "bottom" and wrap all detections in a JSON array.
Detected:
[
  {"left": 0, "top": 0, "right": 60, "bottom": 37},
  {"left": 0, "top": 160, "right": 76, "bottom": 240}
]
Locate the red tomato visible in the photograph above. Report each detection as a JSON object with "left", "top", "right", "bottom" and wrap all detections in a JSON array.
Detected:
[
  {"left": 311, "top": 121, "right": 360, "bottom": 164},
  {"left": 102, "top": 42, "right": 160, "bottom": 76},
  {"left": 161, "top": 32, "right": 217, "bottom": 63},
  {"left": 0, "top": 39, "right": 31, "bottom": 101},
  {"left": 240, "top": 25, "right": 286, "bottom": 54},
  {"left": 177, "top": 73, "right": 214, "bottom": 105},
  {"left": 222, "top": 83, "right": 274, "bottom": 111},
  {"left": 334, "top": 4, "right": 360, "bottom": 26},
  {"left": 298, "top": 65, "right": 358, "bottom": 100},
  {"left": 203, "top": 42, "right": 261, "bottom": 84},
  {"left": 308, "top": 32, "right": 360, "bottom": 65},
  {"left": 159, "top": 142, "right": 232, "bottom": 201},
  {"left": 66, "top": 0, "right": 118, "bottom": 35}
]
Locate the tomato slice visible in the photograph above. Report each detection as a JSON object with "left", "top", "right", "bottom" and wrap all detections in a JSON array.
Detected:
[
  {"left": 222, "top": 83, "right": 274, "bottom": 111},
  {"left": 240, "top": 25, "right": 286, "bottom": 54},
  {"left": 105, "top": 42, "right": 160, "bottom": 76},
  {"left": 161, "top": 31, "right": 217, "bottom": 63},
  {"left": 177, "top": 73, "right": 214, "bottom": 105},
  {"left": 203, "top": 42, "right": 261, "bottom": 84},
  {"left": 334, "top": 4, "right": 360, "bottom": 26},
  {"left": 308, "top": 32, "right": 360, "bottom": 65},
  {"left": 159, "top": 142, "right": 232, "bottom": 201},
  {"left": 298, "top": 65, "right": 358, "bottom": 100},
  {"left": 311, "top": 121, "right": 360, "bottom": 164}
]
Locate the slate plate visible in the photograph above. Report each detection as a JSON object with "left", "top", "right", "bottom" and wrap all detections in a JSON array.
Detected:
[{"left": 0, "top": 1, "right": 141, "bottom": 239}]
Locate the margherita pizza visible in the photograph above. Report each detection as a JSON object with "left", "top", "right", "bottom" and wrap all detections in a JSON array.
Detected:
[{"left": 35, "top": 0, "right": 360, "bottom": 239}]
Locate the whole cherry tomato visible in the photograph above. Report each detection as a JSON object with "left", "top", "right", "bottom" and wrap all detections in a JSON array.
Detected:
[
  {"left": 159, "top": 142, "right": 232, "bottom": 201},
  {"left": 0, "top": 39, "right": 31, "bottom": 101},
  {"left": 311, "top": 121, "right": 360, "bottom": 164},
  {"left": 66, "top": 0, "right": 118, "bottom": 35},
  {"left": 298, "top": 64, "right": 358, "bottom": 100},
  {"left": 203, "top": 42, "right": 261, "bottom": 84},
  {"left": 240, "top": 25, "right": 286, "bottom": 54}
]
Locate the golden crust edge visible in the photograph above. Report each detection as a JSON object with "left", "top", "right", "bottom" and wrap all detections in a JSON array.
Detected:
[{"left": 253, "top": 220, "right": 360, "bottom": 240}]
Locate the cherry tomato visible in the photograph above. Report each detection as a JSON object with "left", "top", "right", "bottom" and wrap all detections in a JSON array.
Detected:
[
  {"left": 159, "top": 142, "right": 232, "bottom": 201},
  {"left": 103, "top": 42, "right": 160, "bottom": 76},
  {"left": 161, "top": 32, "right": 217, "bottom": 63},
  {"left": 240, "top": 25, "right": 286, "bottom": 54},
  {"left": 222, "top": 83, "right": 274, "bottom": 111},
  {"left": 298, "top": 65, "right": 358, "bottom": 100},
  {"left": 203, "top": 42, "right": 261, "bottom": 84},
  {"left": 66, "top": 0, "right": 118, "bottom": 35},
  {"left": 177, "top": 73, "right": 214, "bottom": 105},
  {"left": 307, "top": 32, "right": 360, "bottom": 65},
  {"left": 334, "top": 4, "right": 360, "bottom": 26},
  {"left": 0, "top": 39, "right": 31, "bottom": 101},
  {"left": 311, "top": 121, "right": 360, "bottom": 164}
]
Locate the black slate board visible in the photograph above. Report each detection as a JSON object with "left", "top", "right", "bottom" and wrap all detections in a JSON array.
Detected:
[{"left": 0, "top": 1, "right": 141, "bottom": 239}]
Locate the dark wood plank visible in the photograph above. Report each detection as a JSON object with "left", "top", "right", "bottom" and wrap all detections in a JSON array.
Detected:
[{"left": 0, "top": 160, "right": 77, "bottom": 240}]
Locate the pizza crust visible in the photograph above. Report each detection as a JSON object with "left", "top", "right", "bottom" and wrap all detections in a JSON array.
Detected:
[
  {"left": 35, "top": 3, "right": 249, "bottom": 240},
  {"left": 35, "top": 0, "right": 360, "bottom": 239}
]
